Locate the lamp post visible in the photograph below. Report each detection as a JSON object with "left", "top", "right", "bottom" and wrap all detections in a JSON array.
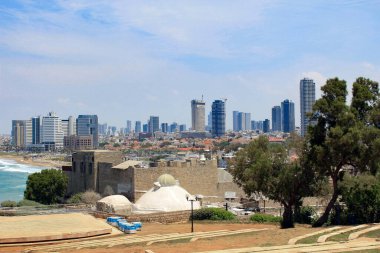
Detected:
[{"left": 187, "top": 195, "right": 199, "bottom": 233}]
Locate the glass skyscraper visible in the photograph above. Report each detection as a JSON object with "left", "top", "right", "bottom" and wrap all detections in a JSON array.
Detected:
[
  {"left": 211, "top": 100, "right": 226, "bottom": 137},
  {"left": 281, "top": 99, "right": 295, "bottom": 133},
  {"left": 76, "top": 115, "right": 98, "bottom": 147},
  {"left": 300, "top": 78, "right": 316, "bottom": 136},
  {"left": 271, "top": 106, "right": 281, "bottom": 132}
]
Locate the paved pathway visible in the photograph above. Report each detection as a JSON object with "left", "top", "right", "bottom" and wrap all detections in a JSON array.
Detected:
[
  {"left": 196, "top": 238, "right": 380, "bottom": 253},
  {"left": 24, "top": 228, "right": 269, "bottom": 253}
]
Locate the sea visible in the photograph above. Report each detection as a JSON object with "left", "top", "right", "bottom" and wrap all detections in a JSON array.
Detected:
[{"left": 0, "top": 159, "right": 45, "bottom": 202}]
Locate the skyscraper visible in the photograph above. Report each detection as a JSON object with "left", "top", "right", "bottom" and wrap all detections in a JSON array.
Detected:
[
  {"left": 41, "top": 112, "right": 64, "bottom": 150},
  {"left": 281, "top": 99, "right": 295, "bottom": 133},
  {"left": 300, "top": 78, "right": 316, "bottom": 136},
  {"left": 271, "top": 106, "right": 282, "bottom": 132},
  {"left": 191, "top": 99, "right": 206, "bottom": 131},
  {"left": 263, "top": 119, "right": 270, "bottom": 133},
  {"left": 135, "top": 121, "right": 141, "bottom": 133},
  {"left": 32, "top": 116, "right": 41, "bottom": 144},
  {"left": 179, "top": 124, "right": 186, "bottom": 132},
  {"left": 161, "top": 123, "right": 168, "bottom": 133},
  {"left": 148, "top": 116, "right": 159, "bottom": 133},
  {"left": 232, "top": 111, "right": 239, "bottom": 132},
  {"left": 76, "top": 115, "right": 98, "bottom": 147},
  {"left": 126, "top": 120, "right": 132, "bottom": 133},
  {"left": 11, "top": 120, "right": 26, "bottom": 147},
  {"left": 211, "top": 100, "right": 226, "bottom": 137},
  {"left": 170, "top": 122, "right": 178, "bottom": 133}
]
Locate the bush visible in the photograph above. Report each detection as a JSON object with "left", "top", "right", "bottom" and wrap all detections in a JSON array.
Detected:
[
  {"left": 250, "top": 213, "right": 282, "bottom": 223},
  {"left": 17, "top": 199, "right": 43, "bottom": 207},
  {"left": 24, "top": 169, "right": 68, "bottom": 205},
  {"left": 66, "top": 193, "right": 83, "bottom": 204},
  {"left": 80, "top": 190, "right": 102, "bottom": 205},
  {"left": 1, "top": 200, "right": 17, "bottom": 207},
  {"left": 294, "top": 206, "right": 316, "bottom": 224},
  {"left": 193, "top": 207, "right": 235, "bottom": 221}
]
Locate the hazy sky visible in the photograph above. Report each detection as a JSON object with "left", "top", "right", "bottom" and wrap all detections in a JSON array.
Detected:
[{"left": 1, "top": 0, "right": 380, "bottom": 134}]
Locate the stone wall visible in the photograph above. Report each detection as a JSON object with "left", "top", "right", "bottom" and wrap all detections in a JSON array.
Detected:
[
  {"left": 68, "top": 151, "right": 123, "bottom": 194},
  {"left": 132, "top": 159, "right": 219, "bottom": 202}
]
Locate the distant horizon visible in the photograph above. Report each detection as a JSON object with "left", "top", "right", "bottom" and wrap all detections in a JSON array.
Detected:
[{"left": 1, "top": 1, "right": 379, "bottom": 134}]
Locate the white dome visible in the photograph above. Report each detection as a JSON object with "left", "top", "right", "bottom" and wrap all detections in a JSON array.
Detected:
[
  {"left": 158, "top": 174, "right": 176, "bottom": 187},
  {"left": 96, "top": 195, "right": 132, "bottom": 215},
  {"left": 133, "top": 185, "right": 200, "bottom": 213}
]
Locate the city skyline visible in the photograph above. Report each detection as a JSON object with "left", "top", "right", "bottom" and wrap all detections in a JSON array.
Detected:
[{"left": 1, "top": 1, "right": 380, "bottom": 134}]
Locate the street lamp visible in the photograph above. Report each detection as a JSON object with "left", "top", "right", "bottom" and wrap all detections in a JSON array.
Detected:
[{"left": 186, "top": 195, "right": 199, "bottom": 233}]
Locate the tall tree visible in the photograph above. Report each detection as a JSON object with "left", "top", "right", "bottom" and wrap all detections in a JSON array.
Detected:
[
  {"left": 351, "top": 77, "right": 380, "bottom": 175},
  {"left": 231, "top": 135, "right": 315, "bottom": 228},
  {"left": 307, "top": 78, "right": 363, "bottom": 227},
  {"left": 307, "top": 77, "right": 380, "bottom": 227}
]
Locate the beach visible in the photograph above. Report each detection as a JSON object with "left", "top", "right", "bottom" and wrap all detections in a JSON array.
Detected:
[{"left": 0, "top": 153, "right": 67, "bottom": 168}]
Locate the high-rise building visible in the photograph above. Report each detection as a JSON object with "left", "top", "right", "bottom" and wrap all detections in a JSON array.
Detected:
[
  {"left": 206, "top": 112, "right": 212, "bottom": 131},
  {"left": 41, "top": 112, "right": 64, "bottom": 150},
  {"left": 281, "top": 99, "right": 295, "bottom": 133},
  {"left": 161, "top": 123, "right": 168, "bottom": 133},
  {"left": 170, "top": 122, "right": 178, "bottom": 133},
  {"left": 191, "top": 99, "right": 206, "bottom": 131},
  {"left": 300, "top": 78, "right": 316, "bottom": 136},
  {"left": 148, "top": 116, "right": 159, "bottom": 133},
  {"left": 232, "top": 111, "right": 239, "bottom": 132},
  {"left": 76, "top": 115, "right": 98, "bottom": 147},
  {"left": 32, "top": 116, "right": 42, "bottom": 144},
  {"left": 251, "top": 120, "right": 263, "bottom": 131},
  {"left": 263, "top": 119, "right": 270, "bottom": 133},
  {"left": 211, "top": 100, "right": 226, "bottom": 137},
  {"left": 234, "top": 111, "right": 251, "bottom": 131},
  {"left": 135, "top": 121, "right": 142, "bottom": 133},
  {"left": 271, "top": 106, "right": 282, "bottom": 132},
  {"left": 62, "top": 116, "right": 76, "bottom": 137},
  {"left": 24, "top": 119, "right": 32, "bottom": 147},
  {"left": 142, "top": 124, "right": 148, "bottom": 132},
  {"left": 11, "top": 120, "right": 26, "bottom": 147},
  {"left": 179, "top": 124, "right": 186, "bottom": 132},
  {"left": 126, "top": 120, "right": 132, "bottom": 133},
  {"left": 98, "top": 123, "right": 107, "bottom": 135}
]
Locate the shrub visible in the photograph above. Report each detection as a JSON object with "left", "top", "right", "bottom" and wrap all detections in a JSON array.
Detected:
[
  {"left": 17, "top": 199, "right": 43, "bottom": 207},
  {"left": 80, "top": 190, "right": 102, "bottom": 205},
  {"left": 193, "top": 207, "right": 235, "bottom": 221},
  {"left": 66, "top": 193, "right": 83, "bottom": 204},
  {"left": 294, "top": 206, "right": 316, "bottom": 224},
  {"left": 250, "top": 213, "right": 282, "bottom": 223},
  {"left": 24, "top": 169, "right": 68, "bottom": 205},
  {"left": 1, "top": 200, "right": 17, "bottom": 207}
]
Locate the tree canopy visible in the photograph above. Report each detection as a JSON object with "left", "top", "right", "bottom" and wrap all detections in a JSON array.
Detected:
[
  {"left": 307, "top": 77, "right": 380, "bottom": 226},
  {"left": 231, "top": 135, "right": 316, "bottom": 228},
  {"left": 24, "top": 169, "right": 68, "bottom": 205}
]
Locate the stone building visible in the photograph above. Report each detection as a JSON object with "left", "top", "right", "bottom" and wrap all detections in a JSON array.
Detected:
[{"left": 66, "top": 150, "right": 246, "bottom": 203}]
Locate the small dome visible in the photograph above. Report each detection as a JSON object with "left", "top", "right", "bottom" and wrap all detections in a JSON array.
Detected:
[{"left": 158, "top": 174, "right": 176, "bottom": 187}]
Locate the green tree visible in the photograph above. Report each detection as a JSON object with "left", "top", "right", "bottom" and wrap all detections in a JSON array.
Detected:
[
  {"left": 24, "top": 169, "right": 68, "bottom": 205},
  {"left": 307, "top": 77, "right": 380, "bottom": 227},
  {"left": 339, "top": 174, "right": 380, "bottom": 224},
  {"left": 231, "top": 136, "right": 315, "bottom": 228},
  {"left": 307, "top": 78, "right": 361, "bottom": 227}
]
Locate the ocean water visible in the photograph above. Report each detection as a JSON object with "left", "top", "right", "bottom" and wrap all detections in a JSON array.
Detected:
[{"left": 0, "top": 159, "right": 44, "bottom": 202}]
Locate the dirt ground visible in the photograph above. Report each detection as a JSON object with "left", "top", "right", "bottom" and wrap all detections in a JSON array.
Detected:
[{"left": 0, "top": 222, "right": 320, "bottom": 253}]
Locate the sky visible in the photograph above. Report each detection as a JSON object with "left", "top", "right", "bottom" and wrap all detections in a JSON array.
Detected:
[{"left": 1, "top": 0, "right": 380, "bottom": 134}]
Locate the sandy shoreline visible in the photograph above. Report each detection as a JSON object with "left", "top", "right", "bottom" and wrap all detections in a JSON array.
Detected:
[{"left": 0, "top": 154, "right": 67, "bottom": 168}]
